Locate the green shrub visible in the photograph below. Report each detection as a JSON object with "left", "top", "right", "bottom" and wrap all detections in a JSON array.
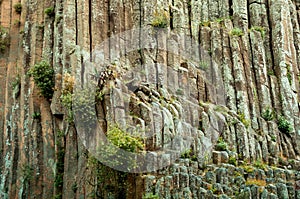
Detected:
[
  {"left": 215, "top": 137, "right": 228, "bottom": 151},
  {"left": 277, "top": 116, "right": 292, "bottom": 133},
  {"left": 151, "top": 10, "right": 168, "bottom": 28},
  {"left": 14, "top": 3, "right": 22, "bottom": 14},
  {"left": 107, "top": 125, "right": 144, "bottom": 153},
  {"left": 45, "top": 7, "right": 55, "bottom": 17},
  {"left": 229, "top": 28, "right": 244, "bottom": 37},
  {"left": 262, "top": 108, "right": 274, "bottom": 121},
  {"left": 28, "top": 60, "right": 54, "bottom": 99}
]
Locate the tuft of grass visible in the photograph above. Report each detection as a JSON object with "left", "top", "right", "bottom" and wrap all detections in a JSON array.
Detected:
[
  {"left": 250, "top": 26, "right": 266, "bottom": 38},
  {"left": 229, "top": 28, "right": 244, "bottom": 37}
]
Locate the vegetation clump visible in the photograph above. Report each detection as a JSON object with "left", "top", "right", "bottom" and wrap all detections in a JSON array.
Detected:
[
  {"left": 262, "top": 108, "right": 274, "bottom": 121},
  {"left": 229, "top": 28, "right": 244, "bottom": 37},
  {"left": 151, "top": 10, "right": 169, "bottom": 28},
  {"left": 180, "top": 148, "right": 197, "bottom": 161},
  {"left": 45, "top": 7, "right": 55, "bottom": 17},
  {"left": 14, "top": 3, "right": 22, "bottom": 14},
  {"left": 61, "top": 73, "right": 75, "bottom": 122},
  {"left": 277, "top": 116, "right": 292, "bottom": 134},
  {"left": 142, "top": 193, "right": 160, "bottom": 199},
  {"left": 0, "top": 26, "right": 9, "bottom": 53},
  {"left": 107, "top": 125, "right": 144, "bottom": 153},
  {"left": 245, "top": 179, "right": 266, "bottom": 187},
  {"left": 215, "top": 137, "right": 228, "bottom": 151},
  {"left": 250, "top": 26, "right": 266, "bottom": 38},
  {"left": 28, "top": 60, "right": 54, "bottom": 99}
]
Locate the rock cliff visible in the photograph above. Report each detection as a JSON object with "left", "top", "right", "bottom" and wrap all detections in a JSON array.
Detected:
[{"left": 0, "top": 0, "right": 299, "bottom": 198}]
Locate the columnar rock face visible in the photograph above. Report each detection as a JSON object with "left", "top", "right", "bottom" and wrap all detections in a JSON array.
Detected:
[{"left": 0, "top": 0, "right": 299, "bottom": 198}]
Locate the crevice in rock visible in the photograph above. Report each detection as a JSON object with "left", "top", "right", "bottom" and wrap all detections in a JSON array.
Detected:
[
  {"left": 187, "top": 0, "right": 192, "bottom": 36},
  {"left": 89, "top": 0, "right": 92, "bottom": 60},
  {"left": 75, "top": 0, "right": 78, "bottom": 45},
  {"left": 169, "top": 0, "right": 174, "bottom": 30},
  {"left": 265, "top": 0, "right": 276, "bottom": 110},
  {"left": 229, "top": 0, "right": 233, "bottom": 17}
]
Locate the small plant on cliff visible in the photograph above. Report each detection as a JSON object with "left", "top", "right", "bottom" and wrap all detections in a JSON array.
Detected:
[
  {"left": 61, "top": 73, "right": 75, "bottom": 122},
  {"left": 228, "top": 156, "right": 237, "bottom": 166},
  {"left": 14, "top": 3, "right": 22, "bottom": 14},
  {"left": 200, "top": 20, "right": 211, "bottom": 27},
  {"left": 253, "top": 160, "right": 267, "bottom": 171},
  {"left": 245, "top": 179, "right": 266, "bottom": 187},
  {"left": 180, "top": 148, "right": 197, "bottom": 161},
  {"left": 229, "top": 28, "right": 244, "bottom": 37},
  {"left": 45, "top": 7, "right": 55, "bottom": 17},
  {"left": 32, "top": 112, "right": 41, "bottom": 119},
  {"left": 107, "top": 125, "right": 144, "bottom": 153},
  {"left": 28, "top": 60, "right": 54, "bottom": 99},
  {"left": 0, "top": 26, "right": 9, "bottom": 53},
  {"left": 250, "top": 26, "right": 266, "bottom": 38},
  {"left": 277, "top": 116, "right": 292, "bottom": 134},
  {"left": 238, "top": 112, "right": 250, "bottom": 128},
  {"left": 142, "top": 193, "right": 160, "bottom": 199},
  {"left": 150, "top": 10, "right": 169, "bottom": 28},
  {"left": 215, "top": 137, "right": 228, "bottom": 151},
  {"left": 262, "top": 108, "right": 274, "bottom": 121}
]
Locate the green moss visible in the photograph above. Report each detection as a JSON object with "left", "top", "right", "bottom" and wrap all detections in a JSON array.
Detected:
[
  {"left": 229, "top": 28, "right": 244, "bottom": 37},
  {"left": 28, "top": 60, "right": 54, "bottom": 99},
  {"left": 14, "top": 3, "right": 22, "bottom": 14}
]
